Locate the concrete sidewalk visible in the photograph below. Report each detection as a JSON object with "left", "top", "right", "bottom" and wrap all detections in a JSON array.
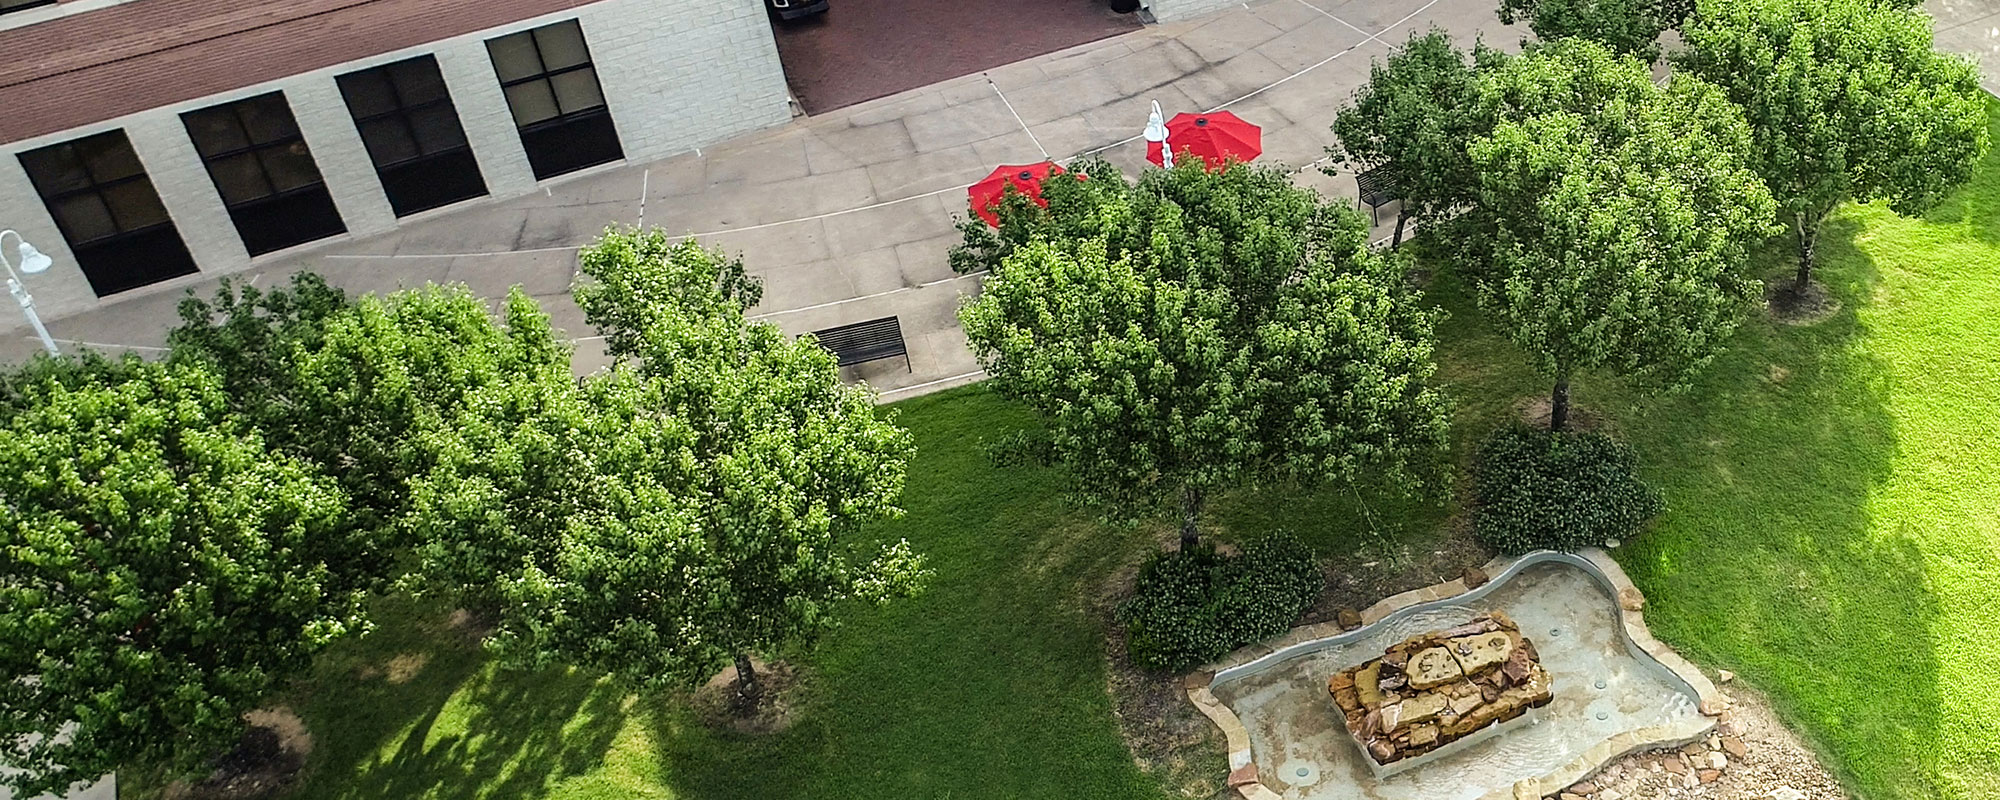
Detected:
[
  {"left": 6, "top": 0, "right": 1990, "bottom": 401},
  {"left": 1, "top": 0, "right": 1517, "bottom": 397}
]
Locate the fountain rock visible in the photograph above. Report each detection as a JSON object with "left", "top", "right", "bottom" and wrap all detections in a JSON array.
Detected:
[{"left": 1326, "top": 612, "right": 1554, "bottom": 766}]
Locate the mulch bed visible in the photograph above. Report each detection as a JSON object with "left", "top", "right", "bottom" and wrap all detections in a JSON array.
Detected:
[
  {"left": 167, "top": 709, "right": 312, "bottom": 800},
  {"left": 1766, "top": 279, "right": 1842, "bottom": 326},
  {"left": 1095, "top": 527, "right": 1493, "bottom": 799},
  {"left": 689, "top": 657, "right": 807, "bottom": 735}
]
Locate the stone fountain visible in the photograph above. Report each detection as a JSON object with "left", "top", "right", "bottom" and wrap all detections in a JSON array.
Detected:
[
  {"left": 1185, "top": 551, "right": 1726, "bottom": 800},
  {"left": 1327, "top": 611, "right": 1553, "bottom": 774}
]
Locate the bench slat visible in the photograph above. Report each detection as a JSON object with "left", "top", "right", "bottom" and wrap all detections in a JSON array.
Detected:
[
  {"left": 1355, "top": 163, "right": 1399, "bottom": 208},
  {"left": 807, "top": 315, "right": 909, "bottom": 369}
]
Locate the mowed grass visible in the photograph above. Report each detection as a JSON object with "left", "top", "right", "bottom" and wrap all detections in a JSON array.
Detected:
[
  {"left": 1610, "top": 123, "right": 2000, "bottom": 797},
  {"left": 241, "top": 391, "right": 1181, "bottom": 800},
  {"left": 142, "top": 109, "right": 2000, "bottom": 800},
  {"left": 1386, "top": 109, "right": 2000, "bottom": 796}
]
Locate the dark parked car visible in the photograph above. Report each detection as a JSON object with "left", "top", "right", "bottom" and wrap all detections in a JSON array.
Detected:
[{"left": 767, "top": 0, "right": 827, "bottom": 20}]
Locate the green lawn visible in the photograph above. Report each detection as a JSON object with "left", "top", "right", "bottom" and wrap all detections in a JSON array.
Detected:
[
  {"left": 246, "top": 391, "right": 1184, "bottom": 800},
  {"left": 1610, "top": 126, "right": 2000, "bottom": 798},
  {"left": 162, "top": 109, "right": 2000, "bottom": 800}
]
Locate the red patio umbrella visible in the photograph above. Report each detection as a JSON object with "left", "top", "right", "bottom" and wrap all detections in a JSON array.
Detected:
[
  {"left": 1162, "top": 111, "right": 1262, "bottom": 169},
  {"left": 968, "top": 161, "right": 1066, "bottom": 227}
]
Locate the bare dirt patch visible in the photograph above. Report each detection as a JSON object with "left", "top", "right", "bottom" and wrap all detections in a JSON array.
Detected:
[
  {"left": 164, "top": 707, "right": 312, "bottom": 800},
  {"left": 1301, "top": 515, "right": 1492, "bottom": 627},
  {"left": 353, "top": 651, "right": 430, "bottom": 684},
  {"left": 1513, "top": 396, "right": 1612, "bottom": 433},
  {"left": 443, "top": 607, "right": 496, "bottom": 643},
  {"left": 1767, "top": 279, "right": 1842, "bottom": 326},
  {"left": 689, "top": 657, "right": 806, "bottom": 736}
]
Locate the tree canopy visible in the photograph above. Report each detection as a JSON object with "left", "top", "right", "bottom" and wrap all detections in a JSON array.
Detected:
[
  {"left": 0, "top": 360, "right": 355, "bottom": 797},
  {"left": 1497, "top": 0, "right": 1690, "bottom": 61},
  {"left": 1329, "top": 28, "right": 1509, "bottom": 246},
  {"left": 1461, "top": 39, "right": 1779, "bottom": 428},
  {"left": 166, "top": 276, "right": 577, "bottom": 592},
  {"left": 1675, "top": 0, "right": 1987, "bottom": 293},
  {"left": 412, "top": 230, "right": 924, "bottom": 691},
  {"left": 959, "top": 159, "right": 1452, "bottom": 548}
]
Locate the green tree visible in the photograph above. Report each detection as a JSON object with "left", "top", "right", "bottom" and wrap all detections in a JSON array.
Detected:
[
  {"left": 959, "top": 159, "right": 1452, "bottom": 549},
  {"left": 1464, "top": 40, "right": 1779, "bottom": 430},
  {"left": 948, "top": 163, "right": 1128, "bottom": 275},
  {"left": 0, "top": 360, "right": 355, "bottom": 797},
  {"left": 1497, "top": 0, "right": 1689, "bottom": 61},
  {"left": 1329, "top": 28, "right": 1509, "bottom": 247},
  {"left": 414, "top": 231, "right": 923, "bottom": 697},
  {"left": 1675, "top": 0, "right": 1986, "bottom": 297},
  {"left": 169, "top": 279, "right": 572, "bottom": 589},
  {"left": 166, "top": 272, "right": 351, "bottom": 429}
]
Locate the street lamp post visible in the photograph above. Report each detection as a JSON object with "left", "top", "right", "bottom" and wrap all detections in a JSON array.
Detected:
[{"left": 1, "top": 229, "right": 59, "bottom": 355}]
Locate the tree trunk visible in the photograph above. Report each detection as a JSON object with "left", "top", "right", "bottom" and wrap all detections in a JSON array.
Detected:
[
  {"left": 1550, "top": 378, "right": 1571, "bottom": 433},
  {"left": 1179, "top": 486, "right": 1204, "bottom": 550},
  {"left": 1794, "top": 212, "right": 1819, "bottom": 293},
  {"left": 1391, "top": 211, "right": 1408, "bottom": 250},
  {"left": 733, "top": 651, "right": 760, "bottom": 705}
]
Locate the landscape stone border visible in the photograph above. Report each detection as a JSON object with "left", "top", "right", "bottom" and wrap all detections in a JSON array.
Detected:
[{"left": 1183, "top": 548, "right": 1728, "bottom": 800}]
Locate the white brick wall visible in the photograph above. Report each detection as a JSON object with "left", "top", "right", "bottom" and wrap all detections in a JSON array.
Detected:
[
  {"left": 584, "top": 0, "right": 793, "bottom": 159},
  {"left": 435, "top": 38, "right": 540, "bottom": 199},
  {"left": 125, "top": 111, "right": 250, "bottom": 273},
  {"left": 0, "top": 0, "right": 792, "bottom": 323},
  {"left": 287, "top": 78, "right": 401, "bottom": 240}
]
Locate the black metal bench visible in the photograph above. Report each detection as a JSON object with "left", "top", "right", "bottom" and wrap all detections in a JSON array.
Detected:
[
  {"left": 1355, "top": 163, "right": 1400, "bottom": 225},
  {"left": 808, "top": 316, "right": 910, "bottom": 371}
]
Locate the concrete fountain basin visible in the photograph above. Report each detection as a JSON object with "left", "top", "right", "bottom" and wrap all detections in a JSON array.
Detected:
[{"left": 1187, "top": 550, "right": 1723, "bottom": 800}]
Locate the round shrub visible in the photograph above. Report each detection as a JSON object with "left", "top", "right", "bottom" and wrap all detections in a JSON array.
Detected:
[
  {"left": 1473, "top": 425, "right": 1663, "bottom": 554},
  {"left": 1118, "top": 533, "right": 1323, "bottom": 673}
]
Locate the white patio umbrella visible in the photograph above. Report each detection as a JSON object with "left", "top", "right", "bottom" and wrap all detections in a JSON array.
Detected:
[{"left": 1143, "top": 100, "right": 1173, "bottom": 168}]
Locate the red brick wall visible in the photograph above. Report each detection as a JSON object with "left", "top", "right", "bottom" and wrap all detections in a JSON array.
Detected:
[{"left": 0, "top": 0, "right": 597, "bottom": 144}]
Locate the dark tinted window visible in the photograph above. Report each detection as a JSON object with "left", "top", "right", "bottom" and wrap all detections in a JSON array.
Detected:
[
  {"left": 486, "top": 20, "right": 623, "bottom": 179},
  {"left": 17, "top": 131, "right": 198, "bottom": 296},
  {"left": 182, "top": 92, "right": 346, "bottom": 256},
  {"left": 0, "top": 0, "right": 58, "bottom": 15},
  {"left": 337, "top": 55, "right": 488, "bottom": 216}
]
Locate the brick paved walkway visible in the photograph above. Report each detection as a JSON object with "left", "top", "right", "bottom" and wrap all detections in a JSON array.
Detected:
[{"left": 774, "top": 0, "right": 1142, "bottom": 113}]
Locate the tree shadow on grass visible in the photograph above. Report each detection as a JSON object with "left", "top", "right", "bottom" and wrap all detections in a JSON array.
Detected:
[
  {"left": 643, "top": 388, "right": 1173, "bottom": 800},
  {"left": 276, "top": 597, "right": 633, "bottom": 800},
  {"left": 347, "top": 665, "right": 628, "bottom": 800},
  {"left": 1611, "top": 214, "right": 1946, "bottom": 800}
]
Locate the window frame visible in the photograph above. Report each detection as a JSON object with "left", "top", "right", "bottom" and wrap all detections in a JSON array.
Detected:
[
  {"left": 486, "top": 20, "right": 624, "bottom": 179},
  {"left": 336, "top": 55, "right": 488, "bottom": 217},
  {"left": 182, "top": 92, "right": 326, "bottom": 211},
  {"left": 181, "top": 92, "right": 346, "bottom": 256},
  {"left": 338, "top": 55, "right": 472, "bottom": 169},
  {"left": 489, "top": 21, "right": 612, "bottom": 134},
  {"left": 16, "top": 130, "right": 198, "bottom": 296},
  {"left": 18, "top": 130, "right": 168, "bottom": 246}
]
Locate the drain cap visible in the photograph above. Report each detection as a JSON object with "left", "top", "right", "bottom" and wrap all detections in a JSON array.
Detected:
[{"left": 1276, "top": 759, "right": 1320, "bottom": 787}]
